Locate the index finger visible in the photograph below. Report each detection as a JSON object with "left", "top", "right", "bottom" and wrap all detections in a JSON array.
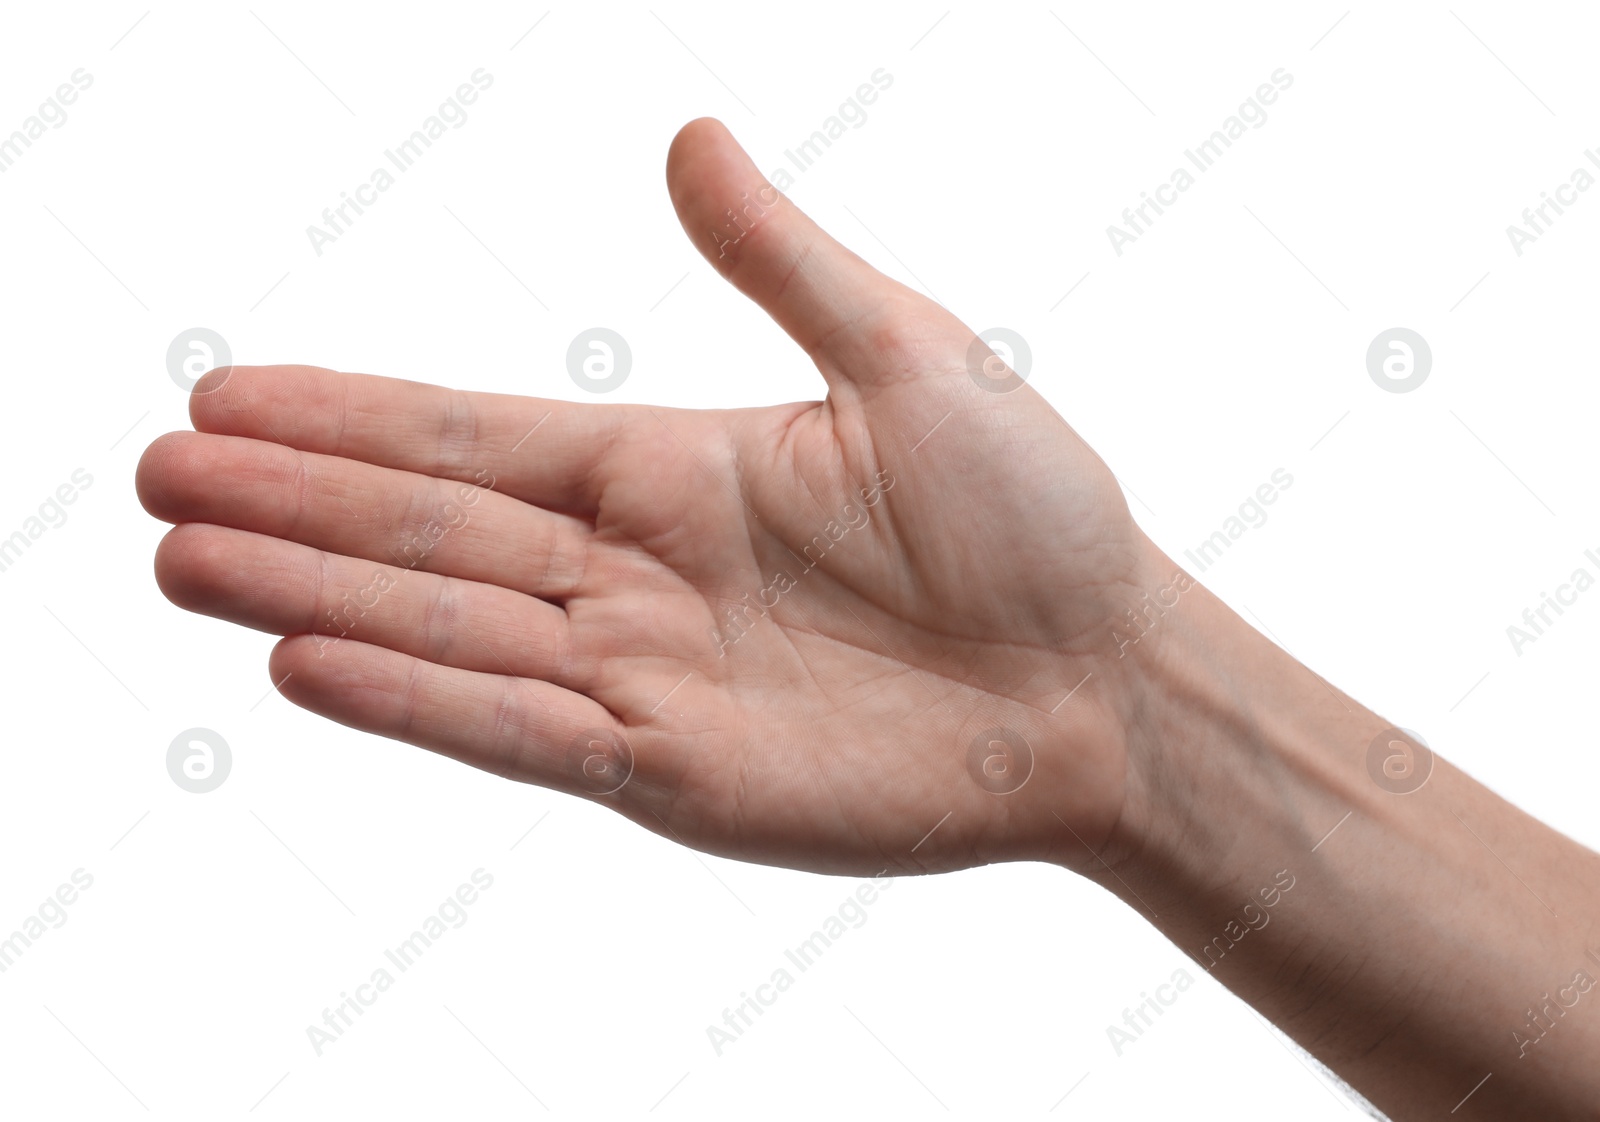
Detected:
[{"left": 189, "top": 364, "right": 626, "bottom": 515}]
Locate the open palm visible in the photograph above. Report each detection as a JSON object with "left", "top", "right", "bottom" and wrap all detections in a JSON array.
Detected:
[{"left": 138, "top": 119, "right": 1162, "bottom": 877}]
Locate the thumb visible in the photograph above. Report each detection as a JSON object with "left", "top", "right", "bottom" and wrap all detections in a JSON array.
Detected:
[{"left": 665, "top": 117, "right": 968, "bottom": 390}]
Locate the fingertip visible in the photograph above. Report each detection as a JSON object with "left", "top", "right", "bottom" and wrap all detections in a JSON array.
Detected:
[
  {"left": 666, "top": 116, "right": 733, "bottom": 178},
  {"left": 152, "top": 523, "right": 213, "bottom": 607},
  {"left": 187, "top": 364, "right": 313, "bottom": 432},
  {"left": 186, "top": 365, "right": 241, "bottom": 430},
  {"left": 269, "top": 634, "right": 328, "bottom": 703},
  {"left": 664, "top": 116, "right": 781, "bottom": 265},
  {"left": 268, "top": 633, "right": 300, "bottom": 679},
  {"left": 135, "top": 430, "right": 193, "bottom": 519},
  {"left": 659, "top": 117, "right": 957, "bottom": 386}
]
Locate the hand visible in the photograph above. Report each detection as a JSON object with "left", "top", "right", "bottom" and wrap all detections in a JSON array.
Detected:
[
  {"left": 137, "top": 118, "right": 1164, "bottom": 877},
  {"left": 135, "top": 117, "right": 1600, "bottom": 1117}
]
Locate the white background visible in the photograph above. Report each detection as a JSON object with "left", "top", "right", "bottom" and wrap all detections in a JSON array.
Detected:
[{"left": 1, "top": 2, "right": 1596, "bottom": 1119}]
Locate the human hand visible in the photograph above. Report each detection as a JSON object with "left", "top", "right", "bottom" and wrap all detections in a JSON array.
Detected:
[
  {"left": 137, "top": 118, "right": 1165, "bottom": 877},
  {"left": 135, "top": 116, "right": 1600, "bottom": 1122}
]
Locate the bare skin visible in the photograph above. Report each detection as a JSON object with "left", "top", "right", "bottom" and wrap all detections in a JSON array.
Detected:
[{"left": 137, "top": 119, "right": 1600, "bottom": 1118}]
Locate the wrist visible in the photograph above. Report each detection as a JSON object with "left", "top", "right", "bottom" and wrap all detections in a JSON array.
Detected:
[
  {"left": 1107, "top": 557, "right": 1374, "bottom": 881},
  {"left": 1076, "top": 547, "right": 1600, "bottom": 1117}
]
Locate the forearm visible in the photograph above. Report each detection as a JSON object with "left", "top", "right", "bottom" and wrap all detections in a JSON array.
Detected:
[{"left": 1090, "top": 552, "right": 1600, "bottom": 1119}]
